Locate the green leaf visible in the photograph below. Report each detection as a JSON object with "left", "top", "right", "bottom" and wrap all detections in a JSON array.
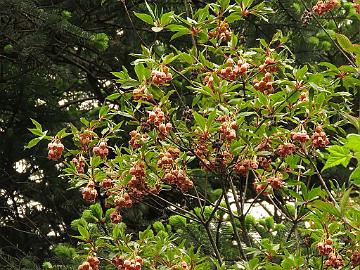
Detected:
[
  {"left": 80, "top": 117, "right": 89, "bottom": 127},
  {"left": 112, "top": 223, "right": 125, "bottom": 239},
  {"left": 78, "top": 225, "right": 90, "bottom": 240},
  {"left": 160, "top": 11, "right": 173, "bottom": 25},
  {"left": 134, "top": 12, "right": 154, "bottom": 25},
  {"left": 350, "top": 167, "right": 360, "bottom": 185},
  {"left": 56, "top": 128, "right": 70, "bottom": 139},
  {"left": 193, "top": 111, "right": 206, "bottom": 130},
  {"left": 311, "top": 200, "right": 341, "bottom": 218},
  {"left": 134, "top": 63, "right": 146, "bottom": 81},
  {"left": 28, "top": 128, "right": 43, "bottom": 136},
  {"left": 322, "top": 145, "right": 352, "bottom": 171},
  {"left": 90, "top": 203, "right": 103, "bottom": 220},
  {"left": 99, "top": 105, "right": 110, "bottom": 118},
  {"left": 145, "top": 1, "right": 156, "bottom": 18},
  {"left": 26, "top": 138, "right": 42, "bottom": 149},
  {"left": 219, "top": 0, "right": 230, "bottom": 9},
  {"left": 106, "top": 93, "right": 121, "bottom": 100},
  {"left": 42, "top": 262, "right": 53, "bottom": 269},
  {"left": 340, "top": 188, "right": 352, "bottom": 216},
  {"left": 335, "top": 33, "right": 353, "bottom": 54},
  {"left": 31, "top": 118, "right": 42, "bottom": 131},
  {"left": 294, "top": 65, "right": 308, "bottom": 80},
  {"left": 345, "top": 134, "right": 360, "bottom": 153},
  {"left": 167, "top": 24, "right": 190, "bottom": 32}
]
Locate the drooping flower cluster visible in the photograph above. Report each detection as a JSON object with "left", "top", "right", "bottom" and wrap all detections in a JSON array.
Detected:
[
  {"left": 93, "top": 141, "right": 109, "bottom": 158},
  {"left": 114, "top": 193, "right": 133, "bottom": 209},
  {"left": 163, "top": 169, "right": 193, "bottom": 192},
  {"left": 159, "top": 148, "right": 193, "bottom": 192},
  {"left": 82, "top": 181, "right": 97, "bottom": 203},
  {"left": 72, "top": 156, "right": 86, "bottom": 173},
  {"left": 291, "top": 131, "right": 310, "bottom": 143},
  {"left": 253, "top": 182, "right": 269, "bottom": 196},
  {"left": 109, "top": 210, "right": 122, "bottom": 224},
  {"left": 258, "top": 156, "right": 272, "bottom": 171},
  {"left": 350, "top": 251, "right": 360, "bottom": 267},
  {"left": 112, "top": 256, "right": 144, "bottom": 270},
  {"left": 208, "top": 21, "right": 231, "bottom": 41},
  {"left": 48, "top": 141, "right": 64, "bottom": 160},
  {"left": 217, "top": 57, "right": 250, "bottom": 81},
  {"left": 277, "top": 143, "right": 296, "bottom": 157},
  {"left": 312, "top": 0, "right": 339, "bottom": 16},
  {"left": 129, "top": 130, "right": 148, "bottom": 149},
  {"left": 253, "top": 72, "right": 274, "bottom": 94},
  {"left": 132, "top": 85, "right": 153, "bottom": 101},
  {"left": 78, "top": 256, "right": 100, "bottom": 270},
  {"left": 267, "top": 174, "right": 283, "bottom": 189},
  {"left": 353, "top": 0, "right": 360, "bottom": 14},
  {"left": 258, "top": 57, "right": 277, "bottom": 73},
  {"left": 317, "top": 239, "right": 334, "bottom": 256},
  {"left": 203, "top": 75, "right": 214, "bottom": 89},
  {"left": 79, "top": 130, "right": 94, "bottom": 148},
  {"left": 324, "top": 253, "right": 344, "bottom": 269},
  {"left": 128, "top": 161, "right": 148, "bottom": 199},
  {"left": 234, "top": 159, "right": 258, "bottom": 176},
  {"left": 100, "top": 178, "right": 113, "bottom": 189},
  {"left": 151, "top": 66, "right": 172, "bottom": 85},
  {"left": 218, "top": 116, "right": 237, "bottom": 141},
  {"left": 147, "top": 107, "right": 172, "bottom": 136},
  {"left": 311, "top": 126, "right": 330, "bottom": 148}
]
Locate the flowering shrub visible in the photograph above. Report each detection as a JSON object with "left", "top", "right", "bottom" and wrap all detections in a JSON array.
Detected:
[{"left": 29, "top": 0, "right": 360, "bottom": 269}]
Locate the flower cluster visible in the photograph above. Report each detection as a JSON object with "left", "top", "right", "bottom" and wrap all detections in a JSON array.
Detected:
[
  {"left": 114, "top": 193, "right": 133, "bottom": 209},
  {"left": 100, "top": 178, "right": 113, "bottom": 189},
  {"left": 353, "top": 0, "right": 360, "bottom": 14},
  {"left": 129, "top": 130, "right": 148, "bottom": 149},
  {"left": 291, "top": 131, "right": 310, "bottom": 143},
  {"left": 311, "top": 126, "right": 330, "bottom": 148},
  {"left": 147, "top": 107, "right": 172, "bottom": 136},
  {"left": 312, "top": 0, "right": 339, "bottom": 16},
  {"left": 234, "top": 159, "right": 258, "bottom": 176},
  {"left": 151, "top": 66, "right": 172, "bottom": 85},
  {"left": 267, "top": 175, "right": 283, "bottom": 189},
  {"left": 48, "top": 141, "right": 64, "bottom": 160},
  {"left": 128, "top": 161, "right": 148, "bottom": 199},
  {"left": 317, "top": 239, "right": 334, "bottom": 256},
  {"left": 218, "top": 57, "right": 250, "bottom": 81},
  {"left": 163, "top": 169, "right": 193, "bottom": 192},
  {"left": 82, "top": 181, "right": 97, "bottom": 203},
  {"left": 218, "top": 116, "right": 237, "bottom": 141},
  {"left": 258, "top": 156, "right": 272, "bottom": 171},
  {"left": 253, "top": 72, "right": 274, "bottom": 94},
  {"left": 350, "top": 251, "right": 360, "bottom": 267},
  {"left": 79, "top": 130, "right": 94, "bottom": 147},
  {"left": 253, "top": 182, "right": 269, "bottom": 196},
  {"left": 78, "top": 256, "right": 100, "bottom": 270},
  {"left": 109, "top": 210, "right": 122, "bottom": 224},
  {"left": 324, "top": 253, "right": 344, "bottom": 269},
  {"left": 208, "top": 21, "right": 231, "bottom": 41},
  {"left": 112, "top": 256, "right": 144, "bottom": 270},
  {"left": 72, "top": 156, "right": 85, "bottom": 173},
  {"left": 258, "top": 57, "right": 277, "bottom": 73},
  {"left": 93, "top": 141, "right": 109, "bottom": 158},
  {"left": 157, "top": 147, "right": 180, "bottom": 168},
  {"left": 203, "top": 75, "right": 214, "bottom": 89},
  {"left": 132, "top": 85, "right": 153, "bottom": 101},
  {"left": 277, "top": 143, "right": 296, "bottom": 157}
]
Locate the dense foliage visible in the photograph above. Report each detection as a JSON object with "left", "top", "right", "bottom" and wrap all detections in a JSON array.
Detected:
[{"left": 2, "top": 0, "right": 360, "bottom": 269}]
